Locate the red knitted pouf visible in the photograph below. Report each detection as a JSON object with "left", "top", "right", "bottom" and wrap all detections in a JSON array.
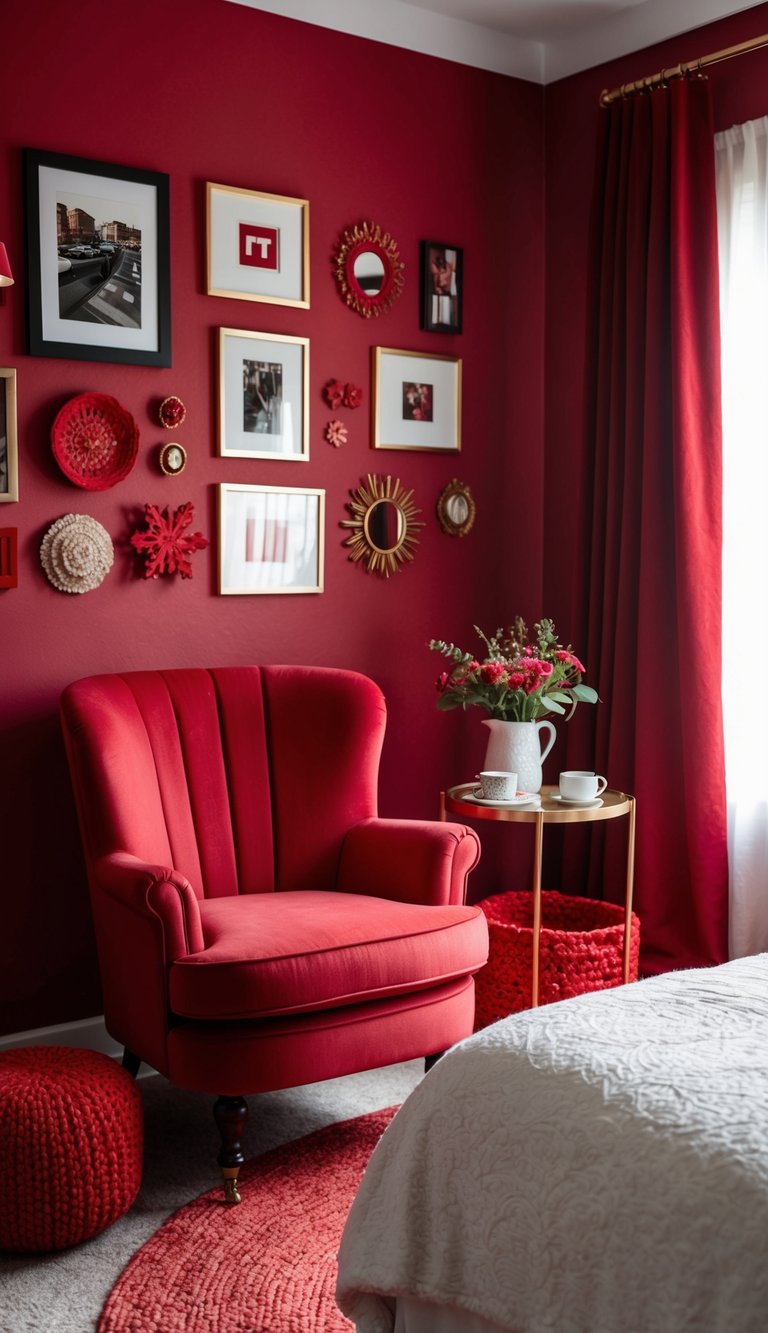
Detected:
[
  {"left": 0, "top": 1046, "right": 143, "bottom": 1252},
  {"left": 474, "top": 890, "right": 641, "bottom": 1029}
]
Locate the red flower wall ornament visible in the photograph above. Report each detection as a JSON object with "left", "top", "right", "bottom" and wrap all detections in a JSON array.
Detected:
[
  {"left": 325, "top": 419, "right": 348, "bottom": 448},
  {"left": 323, "top": 379, "right": 346, "bottom": 410},
  {"left": 130, "top": 502, "right": 209, "bottom": 579},
  {"left": 344, "top": 383, "right": 363, "bottom": 409}
]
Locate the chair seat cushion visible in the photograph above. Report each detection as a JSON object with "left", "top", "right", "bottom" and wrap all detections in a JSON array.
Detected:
[{"left": 169, "top": 891, "right": 488, "bottom": 1021}]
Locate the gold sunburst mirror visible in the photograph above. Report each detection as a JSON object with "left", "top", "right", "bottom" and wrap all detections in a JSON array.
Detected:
[
  {"left": 332, "top": 221, "right": 405, "bottom": 319},
  {"left": 341, "top": 474, "right": 424, "bottom": 577}
]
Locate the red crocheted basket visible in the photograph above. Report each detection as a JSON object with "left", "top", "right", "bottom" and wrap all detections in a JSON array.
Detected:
[
  {"left": 474, "top": 890, "right": 640, "bottom": 1030},
  {"left": 0, "top": 1046, "right": 143, "bottom": 1252},
  {"left": 51, "top": 392, "right": 139, "bottom": 490}
]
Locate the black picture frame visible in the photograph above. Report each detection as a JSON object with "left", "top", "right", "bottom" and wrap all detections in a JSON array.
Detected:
[
  {"left": 420, "top": 240, "right": 463, "bottom": 334},
  {"left": 24, "top": 148, "right": 171, "bottom": 367}
]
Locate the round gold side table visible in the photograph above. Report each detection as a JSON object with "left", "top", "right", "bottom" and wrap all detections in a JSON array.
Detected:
[{"left": 440, "top": 784, "right": 636, "bottom": 1008}]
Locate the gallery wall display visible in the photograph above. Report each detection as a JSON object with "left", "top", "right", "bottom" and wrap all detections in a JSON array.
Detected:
[
  {"left": 218, "top": 483, "right": 325, "bottom": 595},
  {"left": 218, "top": 327, "right": 309, "bottom": 461},
  {"left": 372, "top": 347, "right": 461, "bottom": 452},
  {"left": 0, "top": 369, "right": 18, "bottom": 503},
  {"left": 420, "top": 241, "right": 463, "bottom": 333},
  {"left": 24, "top": 149, "right": 171, "bottom": 366},
  {"left": 207, "top": 183, "right": 310, "bottom": 308}
]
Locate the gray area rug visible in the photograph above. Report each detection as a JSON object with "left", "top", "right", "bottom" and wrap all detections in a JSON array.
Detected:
[{"left": 0, "top": 1059, "right": 423, "bottom": 1333}]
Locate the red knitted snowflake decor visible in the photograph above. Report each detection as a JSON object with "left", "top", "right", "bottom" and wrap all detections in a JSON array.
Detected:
[{"left": 130, "top": 502, "right": 208, "bottom": 579}]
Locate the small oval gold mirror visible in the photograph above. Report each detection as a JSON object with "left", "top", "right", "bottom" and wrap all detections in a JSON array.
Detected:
[
  {"left": 333, "top": 221, "right": 405, "bottom": 319},
  {"left": 436, "top": 479, "right": 476, "bottom": 537},
  {"left": 341, "top": 474, "right": 424, "bottom": 577}
]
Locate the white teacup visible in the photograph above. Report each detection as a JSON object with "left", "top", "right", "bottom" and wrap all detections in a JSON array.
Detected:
[
  {"left": 559, "top": 770, "right": 607, "bottom": 801},
  {"left": 476, "top": 770, "right": 518, "bottom": 801}
]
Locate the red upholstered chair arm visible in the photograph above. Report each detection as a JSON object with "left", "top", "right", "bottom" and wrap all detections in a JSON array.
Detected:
[
  {"left": 336, "top": 818, "right": 481, "bottom": 906},
  {"left": 93, "top": 853, "right": 205, "bottom": 961}
]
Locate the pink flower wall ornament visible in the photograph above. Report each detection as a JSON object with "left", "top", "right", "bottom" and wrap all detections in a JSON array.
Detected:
[
  {"left": 130, "top": 501, "right": 209, "bottom": 579},
  {"left": 325, "top": 419, "right": 348, "bottom": 448},
  {"left": 323, "top": 379, "right": 346, "bottom": 409}
]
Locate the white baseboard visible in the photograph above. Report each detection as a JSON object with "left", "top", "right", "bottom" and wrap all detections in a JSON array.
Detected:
[{"left": 0, "top": 1015, "right": 122, "bottom": 1060}]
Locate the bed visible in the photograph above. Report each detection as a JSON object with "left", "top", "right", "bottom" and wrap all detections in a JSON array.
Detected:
[{"left": 336, "top": 954, "right": 768, "bottom": 1333}]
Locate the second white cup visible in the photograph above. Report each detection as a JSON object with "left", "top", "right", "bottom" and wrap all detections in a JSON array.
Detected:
[
  {"left": 559, "top": 770, "right": 607, "bottom": 801},
  {"left": 476, "top": 770, "right": 518, "bottom": 801}
]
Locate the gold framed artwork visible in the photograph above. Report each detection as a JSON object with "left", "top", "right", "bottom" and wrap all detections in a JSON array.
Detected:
[
  {"left": 218, "top": 483, "right": 324, "bottom": 595},
  {"left": 372, "top": 347, "right": 461, "bottom": 452},
  {"left": 206, "top": 183, "right": 310, "bottom": 308},
  {"left": 218, "top": 328, "right": 309, "bottom": 461},
  {"left": 0, "top": 369, "right": 18, "bottom": 502}
]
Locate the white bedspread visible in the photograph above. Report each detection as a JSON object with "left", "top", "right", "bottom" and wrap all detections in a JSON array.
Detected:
[{"left": 336, "top": 955, "right": 768, "bottom": 1333}]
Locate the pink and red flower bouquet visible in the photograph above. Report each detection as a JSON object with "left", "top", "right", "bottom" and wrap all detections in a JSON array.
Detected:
[{"left": 428, "top": 618, "right": 598, "bottom": 722}]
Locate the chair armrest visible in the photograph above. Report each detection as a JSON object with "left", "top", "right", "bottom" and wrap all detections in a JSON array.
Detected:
[
  {"left": 336, "top": 818, "right": 481, "bottom": 906},
  {"left": 93, "top": 852, "right": 205, "bottom": 961}
]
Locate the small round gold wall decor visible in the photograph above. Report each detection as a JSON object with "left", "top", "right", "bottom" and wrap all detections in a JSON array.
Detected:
[{"left": 158, "top": 442, "right": 187, "bottom": 476}]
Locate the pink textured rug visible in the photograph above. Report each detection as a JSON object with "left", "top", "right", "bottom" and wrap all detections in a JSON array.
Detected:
[{"left": 98, "top": 1106, "right": 398, "bottom": 1332}]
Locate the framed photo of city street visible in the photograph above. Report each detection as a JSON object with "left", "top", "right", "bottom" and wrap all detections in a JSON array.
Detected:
[
  {"left": 0, "top": 370, "right": 18, "bottom": 503},
  {"left": 420, "top": 241, "right": 463, "bottom": 333},
  {"left": 23, "top": 149, "right": 171, "bottom": 366},
  {"left": 218, "top": 327, "right": 309, "bottom": 461},
  {"left": 218, "top": 483, "right": 324, "bottom": 595},
  {"left": 372, "top": 347, "right": 461, "bottom": 452},
  {"left": 206, "top": 182, "right": 309, "bottom": 308}
]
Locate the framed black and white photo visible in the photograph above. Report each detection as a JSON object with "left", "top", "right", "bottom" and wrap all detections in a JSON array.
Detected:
[
  {"left": 207, "top": 183, "right": 309, "bottom": 308},
  {"left": 0, "top": 370, "right": 18, "bottom": 503},
  {"left": 420, "top": 241, "right": 463, "bottom": 333},
  {"left": 24, "top": 149, "right": 171, "bottom": 366},
  {"left": 218, "top": 328, "right": 309, "bottom": 460},
  {"left": 218, "top": 483, "right": 324, "bottom": 595},
  {"left": 372, "top": 347, "right": 461, "bottom": 452}
]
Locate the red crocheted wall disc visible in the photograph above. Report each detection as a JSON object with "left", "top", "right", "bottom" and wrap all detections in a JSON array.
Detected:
[
  {"left": 0, "top": 1046, "right": 143, "bottom": 1252},
  {"left": 473, "top": 890, "right": 641, "bottom": 1029},
  {"left": 51, "top": 393, "right": 139, "bottom": 491}
]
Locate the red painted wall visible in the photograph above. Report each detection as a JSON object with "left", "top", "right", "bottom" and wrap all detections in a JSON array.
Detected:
[{"left": 0, "top": 1, "right": 545, "bottom": 1035}]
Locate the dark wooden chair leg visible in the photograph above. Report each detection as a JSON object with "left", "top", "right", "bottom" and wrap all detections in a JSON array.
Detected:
[
  {"left": 213, "top": 1095, "right": 248, "bottom": 1205},
  {"left": 122, "top": 1048, "right": 141, "bottom": 1078},
  {"left": 425, "top": 1050, "right": 446, "bottom": 1073}
]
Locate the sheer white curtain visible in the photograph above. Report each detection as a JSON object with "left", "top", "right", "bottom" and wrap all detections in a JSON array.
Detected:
[{"left": 715, "top": 115, "right": 768, "bottom": 958}]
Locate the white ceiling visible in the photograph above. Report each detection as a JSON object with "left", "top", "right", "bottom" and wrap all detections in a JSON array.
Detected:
[{"left": 225, "top": 0, "right": 767, "bottom": 81}]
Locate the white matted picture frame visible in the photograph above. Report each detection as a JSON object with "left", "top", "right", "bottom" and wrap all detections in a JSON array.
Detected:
[
  {"left": 207, "top": 182, "right": 309, "bottom": 308},
  {"left": 24, "top": 148, "right": 171, "bottom": 367},
  {"left": 218, "top": 328, "right": 309, "bottom": 461},
  {"left": 0, "top": 369, "right": 18, "bottom": 503},
  {"left": 372, "top": 347, "right": 461, "bottom": 452},
  {"left": 218, "top": 483, "right": 324, "bottom": 595}
]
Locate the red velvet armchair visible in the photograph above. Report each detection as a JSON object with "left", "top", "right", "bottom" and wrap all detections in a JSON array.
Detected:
[{"left": 60, "top": 665, "right": 486, "bottom": 1199}]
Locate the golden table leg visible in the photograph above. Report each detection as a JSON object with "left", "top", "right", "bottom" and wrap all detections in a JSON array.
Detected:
[
  {"left": 531, "top": 809, "right": 544, "bottom": 1008},
  {"left": 622, "top": 796, "right": 636, "bottom": 983}
]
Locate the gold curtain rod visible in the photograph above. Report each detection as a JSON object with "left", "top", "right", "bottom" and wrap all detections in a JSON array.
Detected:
[{"left": 600, "top": 30, "right": 768, "bottom": 106}]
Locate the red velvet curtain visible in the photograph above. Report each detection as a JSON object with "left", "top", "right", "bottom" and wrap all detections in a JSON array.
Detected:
[{"left": 567, "top": 77, "right": 728, "bottom": 974}]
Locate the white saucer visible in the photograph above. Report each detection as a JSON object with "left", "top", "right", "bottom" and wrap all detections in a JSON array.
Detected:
[
  {"left": 463, "top": 789, "right": 540, "bottom": 808},
  {"left": 550, "top": 793, "right": 604, "bottom": 808}
]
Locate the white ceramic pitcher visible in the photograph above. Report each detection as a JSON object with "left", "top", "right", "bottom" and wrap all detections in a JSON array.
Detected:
[{"left": 481, "top": 718, "right": 556, "bottom": 793}]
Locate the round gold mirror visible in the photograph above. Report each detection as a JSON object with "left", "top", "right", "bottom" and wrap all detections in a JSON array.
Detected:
[
  {"left": 333, "top": 221, "right": 405, "bottom": 319},
  {"left": 341, "top": 474, "right": 424, "bottom": 576},
  {"left": 436, "top": 479, "right": 476, "bottom": 538}
]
